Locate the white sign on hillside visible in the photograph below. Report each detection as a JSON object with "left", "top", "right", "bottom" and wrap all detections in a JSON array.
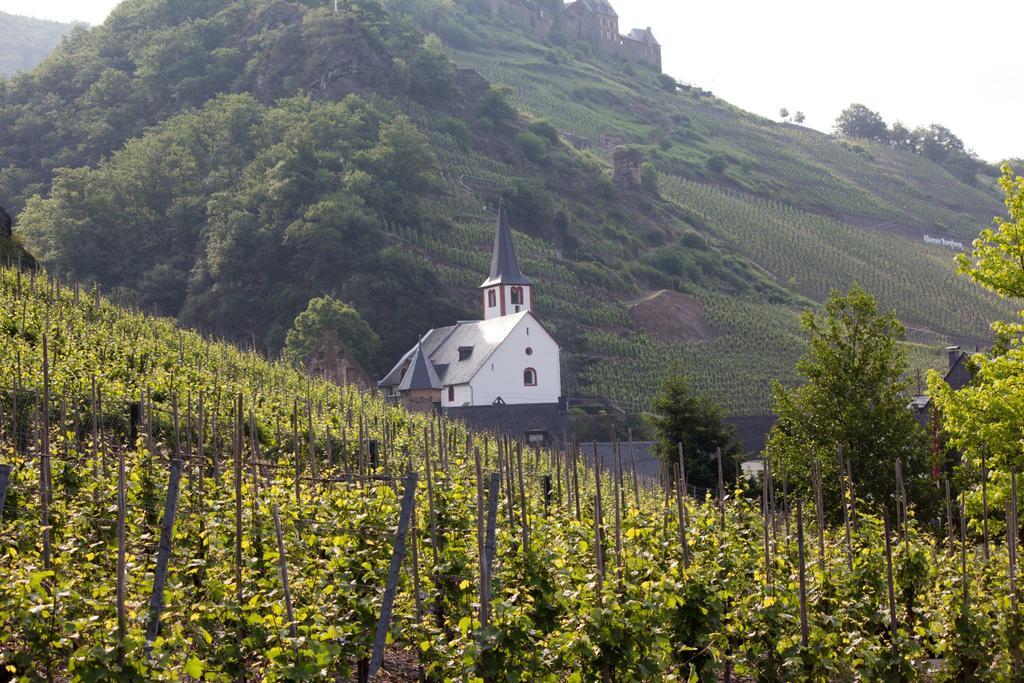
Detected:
[{"left": 923, "top": 235, "right": 965, "bottom": 251}]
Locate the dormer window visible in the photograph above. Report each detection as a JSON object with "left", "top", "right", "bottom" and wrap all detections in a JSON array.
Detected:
[{"left": 458, "top": 346, "right": 473, "bottom": 361}]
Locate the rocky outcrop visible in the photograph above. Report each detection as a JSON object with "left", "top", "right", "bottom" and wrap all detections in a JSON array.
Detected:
[{"left": 244, "top": 5, "right": 397, "bottom": 103}]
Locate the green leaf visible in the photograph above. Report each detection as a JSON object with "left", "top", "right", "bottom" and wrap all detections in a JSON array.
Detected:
[{"left": 184, "top": 656, "right": 203, "bottom": 679}]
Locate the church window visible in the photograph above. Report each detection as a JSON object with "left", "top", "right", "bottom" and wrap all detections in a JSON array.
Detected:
[
  {"left": 488, "top": 290, "right": 497, "bottom": 307},
  {"left": 524, "top": 368, "right": 537, "bottom": 386},
  {"left": 448, "top": 385, "right": 455, "bottom": 402},
  {"left": 510, "top": 287, "right": 523, "bottom": 305},
  {"left": 526, "top": 347, "right": 533, "bottom": 356}
]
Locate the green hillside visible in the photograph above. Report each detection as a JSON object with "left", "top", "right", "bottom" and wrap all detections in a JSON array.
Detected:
[
  {"left": 0, "top": 0, "right": 1013, "bottom": 415},
  {"left": 0, "top": 12, "right": 77, "bottom": 76}
]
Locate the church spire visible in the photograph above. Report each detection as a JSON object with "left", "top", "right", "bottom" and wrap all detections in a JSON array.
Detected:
[{"left": 480, "top": 201, "right": 531, "bottom": 288}]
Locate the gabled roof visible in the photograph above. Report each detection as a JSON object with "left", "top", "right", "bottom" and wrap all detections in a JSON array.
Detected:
[
  {"left": 397, "top": 341, "right": 442, "bottom": 392},
  {"left": 566, "top": 0, "right": 618, "bottom": 18},
  {"left": 626, "top": 27, "right": 659, "bottom": 46},
  {"left": 481, "top": 203, "right": 531, "bottom": 288},
  {"left": 380, "top": 311, "right": 540, "bottom": 388}
]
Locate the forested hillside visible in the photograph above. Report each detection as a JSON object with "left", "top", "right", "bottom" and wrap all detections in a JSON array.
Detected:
[
  {"left": 0, "top": 0, "right": 1012, "bottom": 413},
  {"left": 0, "top": 12, "right": 76, "bottom": 76}
]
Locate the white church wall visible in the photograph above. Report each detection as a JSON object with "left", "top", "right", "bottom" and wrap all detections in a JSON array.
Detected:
[
  {"left": 441, "top": 383, "right": 474, "bottom": 408},
  {"left": 468, "top": 315, "right": 561, "bottom": 406}
]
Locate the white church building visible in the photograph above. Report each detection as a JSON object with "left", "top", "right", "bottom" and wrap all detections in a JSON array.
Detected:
[{"left": 379, "top": 205, "right": 566, "bottom": 440}]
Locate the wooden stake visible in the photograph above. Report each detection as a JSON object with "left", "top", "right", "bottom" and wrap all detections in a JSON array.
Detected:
[
  {"left": 981, "top": 450, "right": 990, "bottom": 562},
  {"left": 883, "top": 510, "right": 898, "bottom": 657},
  {"left": 796, "top": 499, "right": 809, "bottom": 648},
  {"left": 116, "top": 446, "right": 127, "bottom": 664},
  {"left": 473, "top": 447, "right": 489, "bottom": 627},
  {"left": 146, "top": 457, "right": 183, "bottom": 643}
]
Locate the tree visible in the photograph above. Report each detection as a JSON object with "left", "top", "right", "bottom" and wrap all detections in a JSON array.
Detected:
[
  {"left": 933, "top": 167, "right": 1024, "bottom": 477},
  {"left": 889, "top": 121, "right": 919, "bottom": 152},
  {"left": 640, "top": 162, "right": 659, "bottom": 196},
  {"left": 647, "top": 368, "right": 741, "bottom": 493},
  {"left": 956, "top": 165, "right": 1024, "bottom": 298},
  {"left": 284, "top": 296, "right": 381, "bottom": 370},
  {"left": 834, "top": 103, "right": 889, "bottom": 143},
  {"left": 765, "top": 286, "right": 928, "bottom": 512},
  {"left": 793, "top": 111, "right": 806, "bottom": 124},
  {"left": 779, "top": 107, "right": 790, "bottom": 121}
]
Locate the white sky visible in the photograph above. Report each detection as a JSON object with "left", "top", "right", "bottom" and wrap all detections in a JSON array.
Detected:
[{"left": 3, "top": 0, "right": 1021, "bottom": 162}]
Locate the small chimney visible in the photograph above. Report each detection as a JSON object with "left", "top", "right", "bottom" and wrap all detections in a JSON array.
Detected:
[{"left": 946, "top": 345, "right": 962, "bottom": 371}]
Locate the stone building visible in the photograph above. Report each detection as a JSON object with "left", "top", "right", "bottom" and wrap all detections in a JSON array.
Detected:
[
  {"left": 305, "top": 328, "right": 373, "bottom": 389},
  {"left": 612, "top": 147, "right": 643, "bottom": 189},
  {"left": 563, "top": 0, "right": 662, "bottom": 71},
  {"left": 481, "top": 0, "right": 662, "bottom": 71}
]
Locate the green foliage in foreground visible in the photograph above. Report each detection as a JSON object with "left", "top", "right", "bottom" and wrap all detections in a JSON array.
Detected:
[
  {"left": 768, "top": 286, "right": 930, "bottom": 512},
  {"left": 0, "top": 265, "right": 1020, "bottom": 681}
]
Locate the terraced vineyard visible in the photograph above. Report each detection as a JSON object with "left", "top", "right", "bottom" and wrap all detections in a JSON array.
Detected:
[{"left": 1, "top": 265, "right": 1022, "bottom": 681}]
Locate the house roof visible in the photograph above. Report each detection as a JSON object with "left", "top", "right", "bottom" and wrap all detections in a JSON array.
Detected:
[
  {"left": 566, "top": 0, "right": 617, "bottom": 18},
  {"left": 626, "top": 27, "right": 659, "bottom": 45},
  {"left": 481, "top": 203, "right": 531, "bottom": 288},
  {"left": 397, "top": 341, "right": 442, "bottom": 392},
  {"left": 380, "top": 311, "right": 534, "bottom": 388}
]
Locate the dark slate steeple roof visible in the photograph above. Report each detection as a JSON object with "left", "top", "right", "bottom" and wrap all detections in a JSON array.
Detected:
[
  {"left": 480, "top": 202, "right": 531, "bottom": 288},
  {"left": 397, "top": 340, "right": 442, "bottom": 391}
]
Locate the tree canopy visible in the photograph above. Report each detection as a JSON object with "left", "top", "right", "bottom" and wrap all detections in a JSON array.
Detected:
[
  {"left": 284, "top": 296, "right": 381, "bottom": 370},
  {"left": 647, "top": 368, "right": 741, "bottom": 493},
  {"left": 834, "top": 104, "right": 889, "bottom": 143},
  {"left": 766, "top": 286, "right": 929, "bottom": 511}
]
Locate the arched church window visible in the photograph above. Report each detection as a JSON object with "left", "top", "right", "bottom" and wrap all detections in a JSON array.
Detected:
[
  {"left": 523, "top": 368, "right": 537, "bottom": 386},
  {"left": 510, "top": 287, "right": 523, "bottom": 305}
]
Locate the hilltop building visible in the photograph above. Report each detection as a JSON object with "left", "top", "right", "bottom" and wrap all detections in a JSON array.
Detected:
[
  {"left": 482, "top": 0, "right": 662, "bottom": 71},
  {"left": 379, "top": 205, "right": 567, "bottom": 443}
]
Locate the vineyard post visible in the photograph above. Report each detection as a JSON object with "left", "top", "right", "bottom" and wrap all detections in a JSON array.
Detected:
[
  {"left": 812, "top": 460, "right": 825, "bottom": 574},
  {"left": 960, "top": 494, "right": 969, "bottom": 612},
  {"left": 592, "top": 442, "right": 606, "bottom": 587},
  {"left": 145, "top": 454, "right": 183, "bottom": 644},
  {"left": 271, "top": 503, "right": 297, "bottom": 641},
  {"left": 233, "top": 396, "right": 245, "bottom": 654},
  {"left": 572, "top": 437, "right": 581, "bottom": 522},
  {"left": 839, "top": 450, "right": 853, "bottom": 572},
  {"left": 796, "top": 499, "right": 808, "bottom": 649},
  {"left": 0, "top": 463, "right": 10, "bottom": 520},
  {"left": 485, "top": 472, "right": 500, "bottom": 575},
  {"left": 761, "top": 467, "right": 771, "bottom": 582},
  {"left": 555, "top": 442, "right": 563, "bottom": 507},
  {"left": 611, "top": 436, "right": 623, "bottom": 582},
  {"left": 292, "top": 399, "right": 301, "bottom": 503},
  {"left": 116, "top": 444, "right": 127, "bottom": 666},
  {"left": 197, "top": 391, "right": 205, "bottom": 503},
  {"left": 473, "top": 445, "right": 489, "bottom": 626},
  {"left": 981, "top": 449, "right": 990, "bottom": 562},
  {"left": 627, "top": 429, "right": 640, "bottom": 509},
  {"left": 410, "top": 493, "right": 426, "bottom": 683},
  {"left": 1011, "top": 468, "right": 1021, "bottom": 675},
  {"left": 186, "top": 393, "right": 194, "bottom": 498},
  {"left": 944, "top": 477, "right": 954, "bottom": 551},
  {"left": 504, "top": 434, "right": 515, "bottom": 528},
  {"left": 40, "top": 335, "right": 52, "bottom": 573},
  {"left": 883, "top": 511, "right": 898, "bottom": 658},
  {"left": 675, "top": 453, "right": 689, "bottom": 568},
  {"left": 99, "top": 385, "right": 107, "bottom": 478},
  {"left": 516, "top": 441, "right": 529, "bottom": 549},
  {"left": 716, "top": 446, "right": 725, "bottom": 531},
  {"left": 369, "top": 471, "right": 418, "bottom": 677},
  {"left": 307, "top": 396, "right": 317, "bottom": 486}
]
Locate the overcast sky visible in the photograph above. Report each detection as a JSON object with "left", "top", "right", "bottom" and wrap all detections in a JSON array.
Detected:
[{"left": 3, "top": 0, "right": 1021, "bottom": 162}]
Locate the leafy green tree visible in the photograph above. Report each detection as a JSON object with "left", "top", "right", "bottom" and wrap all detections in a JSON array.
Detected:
[
  {"left": 834, "top": 103, "right": 889, "bottom": 143},
  {"left": 956, "top": 165, "right": 1024, "bottom": 298},
  {"left": 766, "top": 286, "right": 928, "bottom": 510},
  {"left": 889, "top": 121, "right": 919, "bottom": 152},
  {"left": 284, "top": 296, "right": 381, "bottom": 370},
  {"left": 640, "top": 162, "right": 659, "bottom": 196},
  {"left": 936, "top": 167, "right": 1024, "bottom": 471},
  {"left": 778, "top": 107, "right": 789, "bottom": 121},
  {"left": 793, "top": 111, "right": 806, "bottom": 124},
  {"left": 648, "top": 368, "right": 741, "bottom": 492}
]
